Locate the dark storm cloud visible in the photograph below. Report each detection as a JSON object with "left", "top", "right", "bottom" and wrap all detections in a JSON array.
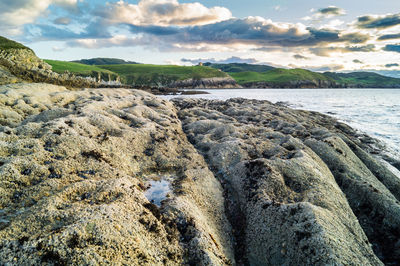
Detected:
[
  {"left": 338, "top": 33, "right": 370, "bottom": 44},
  {"left": 293, "top": 54, "right": 309, "bottom": 60},
  {"left": 385, "top": 63, "right": 399, "bottom": 68},
  {"left": 383, "top": 44, "right": 400, "bottom": 53},
  {"left": 357, "top": 14, "right": 400, "bottom": 29},
  {"left": 378, "top": 33, "right": 400, "bottom": 41},
  {"left": 127, "top": 25, "right": 179, "bottom": 35},
  {"left": 310, "top": 44, "right": 375, "bottom": 56},
  {"left": 125, "top": 18, "right": 342, "bottom": 47},
  {"left": 318, "top": 7, "right": 345, "bottom": 16}
]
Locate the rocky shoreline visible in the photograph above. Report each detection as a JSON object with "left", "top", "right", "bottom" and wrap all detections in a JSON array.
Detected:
[
  {"left": 1, "top": 42, "right": 400, "bottom": 265},
  {"left": 169, "top": 77, "right": 241, "bottom": 89},
  {"left": 0, "top": 81, "right": 399, "bottom": 265}
]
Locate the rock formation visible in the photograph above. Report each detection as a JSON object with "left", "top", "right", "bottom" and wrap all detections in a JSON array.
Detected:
[
  {"left": 173, "top": 98, "right": 400, "bottom": 265},
  {"left": 0, "top": 82, "right": 399, "bottom": 265},
  {"left": 1, "top": 36, "right": 400, "bottom": 266},
  {"left": 242, "top": 79, "right": 344, "bottom": 89},
  {"left": 0, "top": 48, "right": 118, "bottom": 88},
  {"left": 169, "top": 77, "right": 241, "bottom": 89},
  {"left": 0, "top": 84, "right": 234, "bottom": 265}
]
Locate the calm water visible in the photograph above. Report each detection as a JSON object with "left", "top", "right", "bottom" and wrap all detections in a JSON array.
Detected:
[
  {"left": 144, "top": 178, "right": 172, "bottom": 206},
  {"left": 164, "top": 89, "right": 400, "bottom": 158}
]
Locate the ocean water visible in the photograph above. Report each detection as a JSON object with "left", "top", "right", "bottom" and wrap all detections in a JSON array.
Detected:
[{"left": 164, "top": 88, "right": 400, "bottom": 158}]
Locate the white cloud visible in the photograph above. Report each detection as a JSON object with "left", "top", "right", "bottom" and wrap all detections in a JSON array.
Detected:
[
  {"left": 67, "top": 35, "right": 155, "bottom": 49},
  {"left": 323, "top": 19, "right": 345, "bottom": 29},
  {"left": 0, "top": 0, "right": 79, "bottom": 35},
  {"left": 52, "top": 46, "right": 66, "bottom": 52},
  {"left": 100, "top": 0, "right": 232, "bottom": 26}
]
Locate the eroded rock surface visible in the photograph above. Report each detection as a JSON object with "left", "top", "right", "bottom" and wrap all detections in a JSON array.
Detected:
[
  {"left": 169, "top": 77, "right": 240, "bottom": 89},
  {"left": 173, "top": 97, "right": 400, "bottom": 265},
  {"left": 1, "top": 84, "right": 399, "bottom": 265},
  {"left": 0, "top": 84, "right": 234, "bottom": 265}
]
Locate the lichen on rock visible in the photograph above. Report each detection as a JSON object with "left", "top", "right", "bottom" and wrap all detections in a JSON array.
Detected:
[
  {"left": 0, "top": 82, "right": 399, "bottom": 265},
  {"left": 173, "top": 97, "right": 400, "bottom": 265},
  {"left": 0, "top": 84, "right": 234, "bottom": 265}
]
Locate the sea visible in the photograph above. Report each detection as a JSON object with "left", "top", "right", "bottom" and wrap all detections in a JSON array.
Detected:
[{"left": 164, "top": 88, "right": 400, "bottom": 174}]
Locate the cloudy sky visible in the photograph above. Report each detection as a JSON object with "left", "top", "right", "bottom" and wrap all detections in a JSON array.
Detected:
[{"left": 2, "top": 0, "right": 400, "bottom": 74}]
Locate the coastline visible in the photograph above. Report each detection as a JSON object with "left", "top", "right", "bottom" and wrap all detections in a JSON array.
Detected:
[
  {"left": 1, "top": 40, "right": 400, "bottom": 265},
  {"left": 0, "top": 83, "right": 399, "bottom": 264}
]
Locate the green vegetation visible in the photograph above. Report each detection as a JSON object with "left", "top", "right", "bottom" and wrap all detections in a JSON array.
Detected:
[
  {"left": 324, "top": 72, "right": 400, "bottom": 87},
  {"left": 0, "top": 36, "right": 32, "bottom": 51},
  {"left": 99, "top": 64, "right": 228, "bottom": 86},
  {"left": 72, "top": 58, "right": 139, "bottom": 65},
  {"left": 44, "top": 57, "right": 400, "bottom": 88},
  {"left": 227, "top": 66, "right": 400, "bottom": 87},
  {"left": 44, "top": 59, "right": 119, "bottom": 83},
  {"left": 206, "top": 62, "right": 275, "bottom": 73},
  {"left": 231, "top": 68, "right": 334, "bottom": 85},
  {"left": 45, "top": 59, "right": 116, "bottom": 75},
  {"left": 45, "top": 59, "right": 228, "bottom": 86}
]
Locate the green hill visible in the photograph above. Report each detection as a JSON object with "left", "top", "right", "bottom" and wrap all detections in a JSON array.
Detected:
[
  {"left": 231, "top": 68, "right": 334, "bottom": 85},
  {"left": 205, "top": 62, "right": 275, "bottom": 73},
  {"left": 72, "top": 58, "right": 139, "bottom": 65},
  {"left": 324, "top": 72, "right": 400, "bottom": 87},
  {"left": 99, "top": 64, "right": 228, "bottom": 86},
  {"left": 0, "top": 36, "right": 32, "bottom": 51},
  {"left": 44, "top": 59, "right": 119, "bottom": 81},
  {"left": 44, "top": 57, "right": 400, "bottom": 88}
]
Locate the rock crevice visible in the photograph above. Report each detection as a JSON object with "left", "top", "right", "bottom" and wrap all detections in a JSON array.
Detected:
[
  {"left": 173, "top": 97, "right": 400, "bottom": 265},
  {"left": 0, "top": 85, "right": 399, "bottom": 265}
]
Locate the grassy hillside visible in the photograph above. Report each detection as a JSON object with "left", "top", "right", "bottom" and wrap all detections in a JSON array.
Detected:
[
  {"left": 44, "top": 57, "right": 400, "bottom": 88},
  {"left": 72, "top": 58, "right": 139, "bottom": 65},
  {"left": 45, "top": 60, "right": 117, "bottom": 76},
  {"left": 325, "top": 72, "right": 400, "bottom": 87},
  {"left": 231, "top": 68, "right": 334, "bottom": 85},
  {"left": 0, "top": 36, "right": 32, "bottom": 51},
  {"left": 205, "top": 63, "right": 275, "bottom": 73},
  {"left": 99, "top": 64, "right": 228, "bottom": 85}
]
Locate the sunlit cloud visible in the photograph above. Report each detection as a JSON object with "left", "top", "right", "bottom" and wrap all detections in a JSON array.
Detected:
[
  {"left": 310, "top": 44, "right": 376, "bottom": 57},
  {"left": 97, "top": 0, "right": 232, "bottom": 26},
  {"left": 181, "top": 56, "right": 258, "bottom": 65}
]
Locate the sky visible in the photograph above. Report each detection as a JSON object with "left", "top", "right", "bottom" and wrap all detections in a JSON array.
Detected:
[{"left": 2, "top": 0, "right": 400, "bottom": 75}]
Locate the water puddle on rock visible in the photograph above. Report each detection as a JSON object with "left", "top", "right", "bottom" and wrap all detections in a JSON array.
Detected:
[{"left": 144, "top": 177, "right": 173, "bottom": 207}]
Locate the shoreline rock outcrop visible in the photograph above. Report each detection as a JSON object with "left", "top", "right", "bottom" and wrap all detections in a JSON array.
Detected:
[
  {"left": 0, "top": 84, "right": 234, "bottom": 265},
  {"left": 241, "top": 80, "right": 344, "bottom": 88},
  {"left": 0, "top": 49, "right": 120, "bottom": 88},
  {"left": 169, "top": 77, "right": 241, "bottom": 89},
  {"left": 0, "top": 83, "right": 399, "bottom": 265},
  {"left": 173, "top": 97, "right": 400, "bottom": 265}
]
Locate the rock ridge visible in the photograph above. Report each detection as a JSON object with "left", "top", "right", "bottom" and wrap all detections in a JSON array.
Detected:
[
  {"left": 169, "top": 77, "right": 241, "bottom": 89},
  {"left": 0, "top": 83, "right": 399, "bottom": 264},
  {"left": 0, "top": 49, "right": 120, "bottom": 88},
  {"left": 173, "top": 97, "right": 400, "bottom": 265}
]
